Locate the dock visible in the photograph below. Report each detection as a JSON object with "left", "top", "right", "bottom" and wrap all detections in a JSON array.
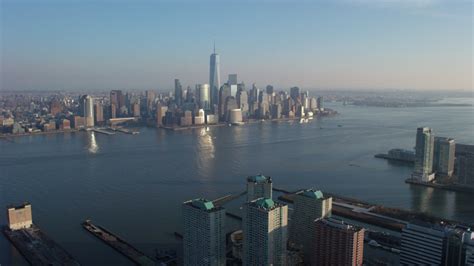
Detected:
[
  {"left": 92, "top": 129, "right": 116, "bottom": 135},
  {"left": 212, "top": 191, "right": 247, "bottom": 206},
  {"left": 405, "top": 178, "right": 474, "bottom": 194},
  {"left": 115, "top": 128, "right": 140, "bottom": 135},
  {"left": 374, "top": 153, "right": 414, "bottom": 164},
  {"left": 3, "top": 224, "right": 80, "bottom": 265},
  {"left": 82, "top": 220, "right": 155, "bottom": 266}
]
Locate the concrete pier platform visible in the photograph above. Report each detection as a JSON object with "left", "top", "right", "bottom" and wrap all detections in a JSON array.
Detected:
[{"left": 3, "top": 225, "right": 80, "bottom": 265}]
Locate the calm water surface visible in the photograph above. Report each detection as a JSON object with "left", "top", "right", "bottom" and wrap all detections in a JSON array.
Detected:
[{"left": 1, "top": 100, "right": 473, "bottom": 265}]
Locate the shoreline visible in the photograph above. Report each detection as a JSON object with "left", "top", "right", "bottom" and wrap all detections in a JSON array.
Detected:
[
  {"left": 1, "top": 112, "right": 339, "bottom": 137},
  {"left": 0, "top": 129, "right": 80, "bottom": 140},
  {"left": 405, "top": 178, "right": 474, "bottom": 194}
]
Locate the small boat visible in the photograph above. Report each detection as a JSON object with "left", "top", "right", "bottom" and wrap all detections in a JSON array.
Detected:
[{"left": 338, "top": 125, "right": 343, "bottom": 127}]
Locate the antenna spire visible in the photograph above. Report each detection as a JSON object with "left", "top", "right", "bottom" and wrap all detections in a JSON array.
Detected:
[{"left": 213, "top": 41, "right": 216, "bottom": 54}]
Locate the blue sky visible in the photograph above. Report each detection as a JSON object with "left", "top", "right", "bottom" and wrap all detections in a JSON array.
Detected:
[{"left": 1, "top": 0, "right": 472, "bottom": 91}]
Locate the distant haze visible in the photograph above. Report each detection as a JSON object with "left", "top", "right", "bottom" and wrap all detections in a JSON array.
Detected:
[{"left": 1, "top": 0, "right": 472, "bottom": 91}]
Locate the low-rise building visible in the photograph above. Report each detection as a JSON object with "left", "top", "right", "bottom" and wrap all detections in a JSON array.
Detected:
[{"left": 7, "top": 203, "right": 33, "bottom": 230}]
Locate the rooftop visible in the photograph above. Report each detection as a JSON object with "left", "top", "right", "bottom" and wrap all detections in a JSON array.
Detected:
[
  {"left": 318, "top": 217, "right": 363, "bottom": 232},
  {"left": 185, "top": 198, "right": 216, "bottom": 211},
  {"left": 248, "top": 197, "right": 284, "bottom": 211},
  {"left": 7, "top": 202, "right": 31, "bottom": 210},
  {"left": 247, "top": 174, "right": 271, "bottom": 183},
  {"left": 301, "top": 189, "right": 324, "bottom": 199}
]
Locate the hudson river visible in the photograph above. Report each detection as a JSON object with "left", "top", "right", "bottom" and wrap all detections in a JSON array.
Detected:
[{"left": 1, "top": 99, "right": 473, "bottom": 265}]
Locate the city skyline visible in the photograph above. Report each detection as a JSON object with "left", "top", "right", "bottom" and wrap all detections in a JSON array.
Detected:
[{"left": 1, "top": 0, "right": 472, "bottom": 91}]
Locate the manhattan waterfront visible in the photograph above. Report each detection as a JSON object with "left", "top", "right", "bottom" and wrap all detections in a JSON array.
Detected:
[{"left": 1, "top": 99, "right": 473, "bottom": 265}]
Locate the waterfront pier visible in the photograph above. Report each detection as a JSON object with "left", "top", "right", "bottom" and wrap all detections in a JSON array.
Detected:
[
  {"left": 92, "top": 128, "right": 116, "bottom": 135},
  {"left": 82, "top": 220, "right": 155, "bottom": 266},
  {"left": 3, "top": 225, "right": 80, "bottom": 265}
]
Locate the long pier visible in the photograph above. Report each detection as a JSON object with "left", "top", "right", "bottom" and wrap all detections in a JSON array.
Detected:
[
  {"left": 82, "top": 220, "right": 155, "bottom": 266},
  {"left": 212, "top": 191, "right": 247, "bottom": 206},
  {"left": 3, "top": 225, "right": 80, "bottom": 265},
  {"left": 92, "top": 129, "right": 116, "bottom": 135}
]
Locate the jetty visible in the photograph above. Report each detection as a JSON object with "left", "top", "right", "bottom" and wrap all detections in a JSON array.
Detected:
[
  {"left": 3, "top": 225, "right": 80, "bottom": 265},
  {"left": 92, "top": 128, "right": 115, "bottom": 135},
  {"left": 82, "top": 220, "right": 155, "bottom": 266}
]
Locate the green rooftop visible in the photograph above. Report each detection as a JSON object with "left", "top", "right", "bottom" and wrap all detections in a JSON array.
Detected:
[
  {"left": 247, "top": 174, "right": 270, "bottom": 183},
  {"left": 191, "top": 199, "right": 215, "bottom": 210},
  {"left": 255, "top": 198, "right": 275, "bottom": 209},
  {"left": 303, "top": 190, "right": 324, "bottom": 199}
]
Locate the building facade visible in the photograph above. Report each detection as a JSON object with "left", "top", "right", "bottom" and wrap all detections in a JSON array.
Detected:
[
  {"left": 246, "top": 174, "right": 272, "bottom": 202},
  {"left": 290, "top": 189, "right": 332, "bottom": 255},
  {"left": 413, "top": 127, "right": 435, "bottom": 182},
  {"left": 243, "top": 198, "right": 288, "bottom": 266},
  {"left": 400, "top": 222, "right": 446, "bottom": 265},
  {"left": 198, "top": 84, "right": 211, "bottom": 111},
  {"left": 434, "top": 137, "right": 455, "bottom": 178},
  {"left": 209, "top": 48, "right": 221, "bottom": 112},
  {"left": 7, "top": 203, "right": 33, "bottom": 230},
  {"left": 455, "top": 144, "right": 474, "bottom": 186},
  {"left": 83, "top": 95, "right": 94, "bottom": 128},
  {"left": 182, "top": 198, "right": 226, "bottom": 266},
  {"left": 310, "top": 218, "right": 364, "bottom": 266},
  {"left": 175, "top": 79, "right": 183, "bottom": 107}
]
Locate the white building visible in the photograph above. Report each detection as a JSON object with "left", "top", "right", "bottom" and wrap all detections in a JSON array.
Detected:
[
  {"left": 7, "top": 203, "right": 33, "bottom": 230},
  {"left": 84, "top": 95, "right": 94, "bottom": 128},
  {"left": 246, "top": 174, "right": 272, "bottom": 202},
  {"left": 195, "top": 109, "right": 205, "bottom": 125},
  {"left": 243, "top": 198, "right": 288, "bottom": 266},
  {"left": 198, "top": 84, "right": 210, "bottom": 111},
  {"left": 229, "top": 109, "right": 243, "bottom": 125},
  {"left": 182, "top": 198, "right": 226, "bottom": 266},
  {"left": 290, "top": 189, "right": 332, "bottom": 253}
]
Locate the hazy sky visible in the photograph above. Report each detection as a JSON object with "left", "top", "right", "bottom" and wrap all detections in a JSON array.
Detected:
[{"left": 1, "top": 0, "right": 472, "bottom": 91}]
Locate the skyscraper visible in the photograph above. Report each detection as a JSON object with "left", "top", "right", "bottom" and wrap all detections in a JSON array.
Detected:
[
  {"left": 243, "top": 198, "right": 288, "bottom": 266},
  {"left": 290, "top": 189, "right": 332, "bottom": 255},
  {"left": 83, "top": 95, "right": 94, "bottom": 128},
  {"left": 146, "top": 90, "right": 156, "bottom": 115},
  {"left": 455, "top": 144, "right": 474, "bottom": 186},
  {"left": 197, "top": 84, "right": 210, "bottom": 111},
  {"left": 434, "top": 137, "right": 456, "bottom": 178},
  {"left": 156, "top": 103, "right": 168, "bottom": 127},
  {"left": 316, "top": 96, "right": 323, "bottom": 110},
  {"left": 218, "top": 84, "right": 231, "bottom": 120},
  {"left": 413, "top": 127, "right": 435, "bottom": 182},
  {"left": 228, "top": 74, "right": 237, "bottom": 85},
  {"left": 310, "top": 218, "right": 364, "bottom": 266},
  {"left": 290, "top": 86, "right": 301, "bottom": 101},
  {"left": 94, "top": 102, "right": 104, "bottom": 124},
  {"left": 175, "top": 79, "right": 183, "bottom": 107},
  {"left": 209, "top": 45, "right": 221, "bottom": 113},
  {"left": 182, "top": 198, "right": 226, "bottom": 266},
  {"left": 110, "top": 90, "right": 124, "bottom": 118},
  {"left": 236, "top": 90, "right": 249, "bottom": 118},
  {"left": 246, "top": 174, "right": 272, "bottom": 202},
  {"left": 266, "top": 85, "right": 274, "bottom": 95}
]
